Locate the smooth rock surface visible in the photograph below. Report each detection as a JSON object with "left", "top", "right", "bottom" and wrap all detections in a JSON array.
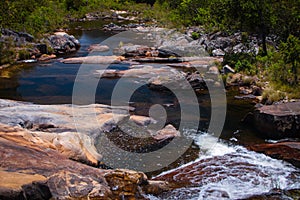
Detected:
[{"left": 61, "top": 55, "right": 125, "bottom": 64}]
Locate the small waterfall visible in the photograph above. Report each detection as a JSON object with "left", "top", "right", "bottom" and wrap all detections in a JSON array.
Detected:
[{"left": 150, "top": 132, "right": 300, "bottom": 200}]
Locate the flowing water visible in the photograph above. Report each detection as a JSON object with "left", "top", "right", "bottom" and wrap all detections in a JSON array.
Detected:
[
  {"left": 150, "top": 133, "right": 300, "bottom": 199},
  {"left": 0, "top": 20, "right": 299, "bottom": 199}
]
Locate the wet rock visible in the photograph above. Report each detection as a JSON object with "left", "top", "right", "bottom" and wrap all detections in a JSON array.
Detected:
[
  {"left": 152, "top": 124, "right": 180, "bottom": 141},
  {"left": 88, "top": 44, "right": 110, "bottom": 52},
  {"left": 129, "top": 115, "right": 156, "bottom": 126},
  {"left": 49, "top": 32, "right": 80, "bottom": 54},
  {"left": 143, "top": 180, "right": 172, "bottom": 195},
  {"left": 47, "top": 171, "right": 112, "bottom": 200},
  {"left": 253, "top": 102, "right": 300, "bottom": 139},
  {"left": 61, "top": 55, "right": 125, "bottom": 64},
  {"left": 104, "top": 169, "right": 148, "bottom": 199},
  {"left": 38, "top": 54, "right": 56, "bottom": 61},
  {"left": 234, "top": 94, "right": 258, "bottom": 100},
  {"left": 249, "top": 142, "right": 300, "bottom": 168},
  {"left": 244, "top": 189, "right": 300, "bottom": 200}
]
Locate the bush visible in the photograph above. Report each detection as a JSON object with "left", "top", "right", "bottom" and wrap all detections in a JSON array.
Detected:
[
  {"left": 223, "top": 52, "right": 257, "bottom": 75},
  {"left": 262, "top": 88, "right": 286, "bottom": 104},
  {"left": 18, "top": 49, "right": 31, "bottom": 60}
]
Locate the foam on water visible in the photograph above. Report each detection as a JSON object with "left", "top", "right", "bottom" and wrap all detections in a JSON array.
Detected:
[{"left": 150, "top": 131, "right": 300, "bottom": 200}]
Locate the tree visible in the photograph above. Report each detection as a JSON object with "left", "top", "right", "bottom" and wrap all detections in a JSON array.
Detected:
[{"left": 280, "top": 35, "right": 300, "bottom": 85}]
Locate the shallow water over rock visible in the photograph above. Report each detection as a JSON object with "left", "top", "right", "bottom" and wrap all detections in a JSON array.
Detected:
[{"left": 152, "top": 134, "right": 300, "bottom": 200}]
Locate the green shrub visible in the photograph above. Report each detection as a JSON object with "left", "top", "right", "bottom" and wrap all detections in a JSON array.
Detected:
[
  {"left": 191, "top": 32, "right": 200, "bottom": 40},
  {"left": 223, "top": 52, "right": 257, "bottom": 75},
  {"left": 262, "top": 88, "right": 286, "bottom": 103},
  {"left": 18, "top": 49, "right": 31, "bottom": 60}
]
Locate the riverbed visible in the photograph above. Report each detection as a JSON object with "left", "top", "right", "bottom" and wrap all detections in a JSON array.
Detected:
[{"left": 0, "top": 20, "right": 299, "bottom": 199}]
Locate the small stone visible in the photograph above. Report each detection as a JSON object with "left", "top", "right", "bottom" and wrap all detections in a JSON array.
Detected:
[{"left": 223, "top": 65, "right": 235, "bottom": 74}]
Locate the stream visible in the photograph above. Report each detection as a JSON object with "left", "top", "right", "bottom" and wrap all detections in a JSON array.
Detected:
[{"left": 0, "top": 20, "right": 299, "bottom": 199}]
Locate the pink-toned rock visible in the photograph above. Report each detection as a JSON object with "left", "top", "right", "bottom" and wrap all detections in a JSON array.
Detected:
[
  {"left": 129, "top": 115, "right": 156, "bottom": 126},
  {"left": 152, "top": 124, "right": 180, "bottom": 141},
  {"left": 38, "top": 54, "right": 57, "bottom": 61},
  {"left": 61, "top": 55, "right": 125, "bottom": 64},
  {"left": 88, "top": 44, "right": 110, "bottom": 52}
]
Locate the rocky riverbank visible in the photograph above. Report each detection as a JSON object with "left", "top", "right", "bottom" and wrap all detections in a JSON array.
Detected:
[
  {"left": 1, "top": 21, "right": 300, "bottom": 200},
  {"left": 0, "top": 99, "right": 176, "bottom": 199},
  {"left": 0, "top": 29, "right": 81, "bottom": 67}
]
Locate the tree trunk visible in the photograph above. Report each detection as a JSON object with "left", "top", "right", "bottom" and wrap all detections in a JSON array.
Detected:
[{"left": 258, "top": 1, "right": 267, "bottom": 56}]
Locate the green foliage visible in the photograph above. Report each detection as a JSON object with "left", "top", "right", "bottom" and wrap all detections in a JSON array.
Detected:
[
  {"left": 223, "top": 52, "right": 257, "bottom": 75},
  {"left": 191, "top": 32, "right": 200, "bottom": 40},
  {"left": 280, "top": 35, "right": 300, "bottom": 85},
  {"left": 18, "top": 49, "right": 31, "bottom": 60},
  {"left": 25, "top": 2, "right": 66, "bottom": 34},
  {"left": 0, "top": 37, "right": 16, "bottom": 65},
  {"left": 262, "top": 87, "right": 286, "bottom": 104}
]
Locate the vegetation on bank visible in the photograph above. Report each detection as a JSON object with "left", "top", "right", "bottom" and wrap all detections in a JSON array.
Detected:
[{"left": 0, "top": 0, "right": 299, "bottom": 100}]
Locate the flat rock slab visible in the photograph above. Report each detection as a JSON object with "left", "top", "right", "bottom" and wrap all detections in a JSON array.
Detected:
[
  {"left": 0, "top": 99, "right": 131, "bottom": 165},
  {"left": 253, "top": 102, "right": 300, "bottom": 138},
  {"left": 61, "top": 55, "right": 125, "bottom": 64}
]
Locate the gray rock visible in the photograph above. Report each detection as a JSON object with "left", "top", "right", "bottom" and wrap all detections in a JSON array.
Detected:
[
  {"left": 212, "top": 49, "right": 225, "bottom": 57},
  {"left": 49, "top": 32, "right": 80, "bottom": 54}
]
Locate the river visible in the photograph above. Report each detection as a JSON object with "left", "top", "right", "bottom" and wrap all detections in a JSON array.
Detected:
[{"left": 0, "top": 20, "right": 299, "bottom": 199}]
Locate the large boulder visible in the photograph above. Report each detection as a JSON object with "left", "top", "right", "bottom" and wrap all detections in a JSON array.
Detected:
[
  {"left": 252, "top": 102, "right": 300, "bottom": 139},
  {"left": 49, "top": 32, "right": 80, "bottom": 54}
]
